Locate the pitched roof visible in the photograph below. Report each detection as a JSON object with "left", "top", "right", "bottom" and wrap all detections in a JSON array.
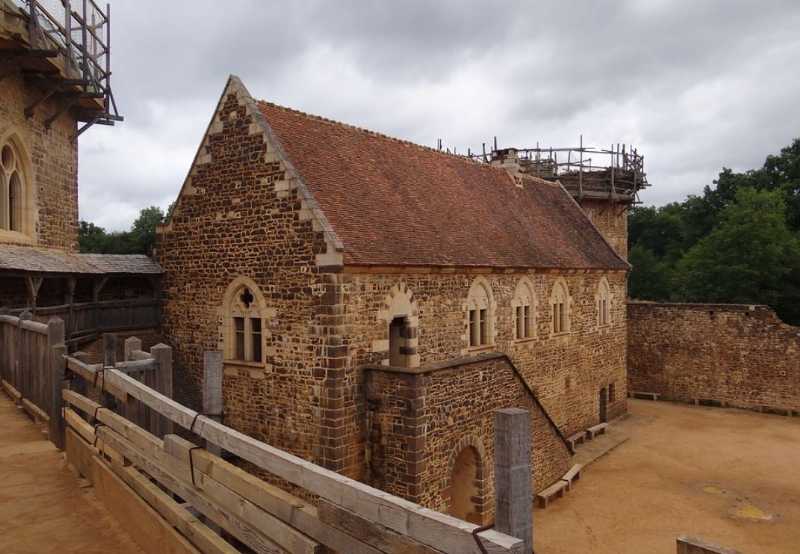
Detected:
[
  {"left": 257, "top": 101, "right": 628, "bottom": 270},
  {"left": 0, "top": 245, "right": 162, "bottom": 275}
]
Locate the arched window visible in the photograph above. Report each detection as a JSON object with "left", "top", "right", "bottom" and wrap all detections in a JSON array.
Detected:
[
  {"left": 512, "top": 277, "right": 536, "bottom": 340},
  {"left": 466, "top": 277, "right": 495, "bottom": 348},
  {"left": 223, "top": 278, "right": 268, "bottom": 364},
  {"left": 550, "top": 278, "right": 571, "bottom": 335},
  {"left": 377, "top": 282, "right": 419, "bottom": 368},
  {"left": 0, "top": 138, "right": 31, "bottom": 236},
  {"left": 596, "top": 277, "right": 612, "bottom": 327}
]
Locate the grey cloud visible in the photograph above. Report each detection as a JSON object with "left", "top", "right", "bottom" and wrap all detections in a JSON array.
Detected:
[{"left": 77, "top": 0, "right": 800, "bottom": 230}]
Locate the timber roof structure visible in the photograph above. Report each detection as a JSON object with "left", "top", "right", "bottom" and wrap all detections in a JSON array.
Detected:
[
  {"left": 0, "top": 245, "right": 161, "bottom": 275},
  {"left": 257, "top": 100, "right": 628, "bottom": 270}
]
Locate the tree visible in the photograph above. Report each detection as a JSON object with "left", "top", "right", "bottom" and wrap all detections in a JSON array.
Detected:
[
  {"left": 78, "top": 206, "right": 166, "bottom": 256},
  {"left": 628, "top": 244, "right": 672, "bottom": 301},
  {"left": 673, "top": 188, "right": 800, "bottom": 321}
]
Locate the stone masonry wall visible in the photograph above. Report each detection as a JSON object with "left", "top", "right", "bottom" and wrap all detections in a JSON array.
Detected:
[
  {"left": 0, "top": 73, "right": 78, "bottom": 251},
  {"left": 365, "top": 354, "right": 572, "bottom": 522},
  {"left": 579, "top": 198, "right": 628, "bottom": 261},
  {"left": 157, "top": 79, "right": 341, "bottom": 472},
  {"left": 344, "top": 269, "right": 628, "bottom": 443},
  {"left": 628, "top": 302, "right": 800, "bottom": 413}
]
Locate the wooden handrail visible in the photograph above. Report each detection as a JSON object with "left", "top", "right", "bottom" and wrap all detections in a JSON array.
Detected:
[{"left": 61, "top": 355, "right": 522, "bottom": 554}]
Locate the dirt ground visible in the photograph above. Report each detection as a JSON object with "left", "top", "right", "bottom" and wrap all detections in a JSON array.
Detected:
[
  {"left": 0, "top": 396, "right": 141, "bottom": 554},
  {"left": 534, "top": 399, "right": 800, "bottom": 554}
]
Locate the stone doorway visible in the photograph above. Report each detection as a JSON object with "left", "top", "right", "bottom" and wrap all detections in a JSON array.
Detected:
[
  {"left": 599, "top": 387, "right": 608, "bottom": 423},
  {"left": 389, "top": 316, "right": 407, "bottom": 367},
  {"left": 448, "top": 446, "right": 481, "bottom": 524}
]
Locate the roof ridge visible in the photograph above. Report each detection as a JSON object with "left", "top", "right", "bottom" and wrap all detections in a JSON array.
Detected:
[{"left": 256, "top": 99, "right": 490, "bottom": 167}]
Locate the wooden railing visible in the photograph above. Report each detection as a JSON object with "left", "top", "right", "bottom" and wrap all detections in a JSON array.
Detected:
[
  {"left": 7, "top": 298, "right": 160, "bottom": 345},
  {"left": 0, "top": 317, "right": 531, "bottom": 553}
]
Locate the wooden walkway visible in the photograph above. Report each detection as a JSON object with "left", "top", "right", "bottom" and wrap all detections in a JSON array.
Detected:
[{"left": 0, "top": 394, "right": 141, "bottom": 554}]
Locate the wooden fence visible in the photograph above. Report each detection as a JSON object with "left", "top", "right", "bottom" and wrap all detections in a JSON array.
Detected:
[{"left": 0, "top": 316, "right": 531, "bottom": 554}]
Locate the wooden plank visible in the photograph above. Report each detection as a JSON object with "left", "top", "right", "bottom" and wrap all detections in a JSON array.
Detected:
[
  {"left": 65, "top": 356, "right": 127, "bottom": 400},
  {"left": 93, "top": 371, "right": 522, "bottom": 554},
  {"left": 21, "top": 397, "right": 49, "bottom": 424},
  {"left": 110, "top": 463, "right": 238, "bottom": 554},
  {"left": 1, "top": 378, "right": 22, "bottom": 402},
  {"left": 162, "top": 435, "right": 383, "bottom": 554},
  {"left": 163, "top": 435, "right": 322, "bottom": 554},
  {"left": 65, "top": 426, "right": 96, "bottom": 479},
  {"left": 96, "top": 427, "right": 285, "bottom": 554},
  {"left": 91, "top": 450, "right": 201, "bottom": 554},
  {"left": 65, "top": 406, "right": 96, "bottom": 444},
  {"left": 318, "top": 499, "right": 443, "bottom": 554}
]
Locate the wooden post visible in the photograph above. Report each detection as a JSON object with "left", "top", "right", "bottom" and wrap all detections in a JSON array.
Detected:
[
  {"left": 151, "top": 343, "right": 173, "bottom": 437},
  {"left": 47, "top": 318, "right": 66, "bottom": 449},
  {"left": 16, "top": 311, "right": 31, "bottom": 397},
  {"left": 124, "top": 336, "right": 143, "bottom": 426},
  {"left": 103, "top": 333, "right": 117, "bottom": 367},
  {"left": 494, "top": 408, "right": 533, "bottom": 553},
  {"left": 202, "top": 351, "right": 224, "bottom": 456}
]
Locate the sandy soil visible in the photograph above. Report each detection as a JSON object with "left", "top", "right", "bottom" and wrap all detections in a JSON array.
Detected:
[
  {"left": 0, "top": 396, "right": 142, "bottom": 554},
  {"left": 534, "top": 399, "right": 800, "bottom": 554}
]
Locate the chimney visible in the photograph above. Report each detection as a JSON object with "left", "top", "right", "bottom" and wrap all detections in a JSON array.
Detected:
[{"left": 490, "top": 148, "right": 523, "bottom": 187}]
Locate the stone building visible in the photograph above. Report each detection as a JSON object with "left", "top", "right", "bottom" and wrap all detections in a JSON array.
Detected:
[
  {"left": 0, "top": 1, "right": 160, "bottom": 350},
  {"left": 158, "top": 75, "right": 631, "bottom": 522}
]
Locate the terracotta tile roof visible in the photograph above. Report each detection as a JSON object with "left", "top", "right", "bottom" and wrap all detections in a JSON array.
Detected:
[
  {"left": 0, "top": 245, "right": 162, "bottom": 275},
  {"left": 258, "top": 101, "right": 628, "bottom": 270}
]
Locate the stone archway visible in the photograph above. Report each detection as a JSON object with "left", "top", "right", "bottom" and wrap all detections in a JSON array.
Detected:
[{"left": 445, "top": 436, "right": 487, "bottom": 524}]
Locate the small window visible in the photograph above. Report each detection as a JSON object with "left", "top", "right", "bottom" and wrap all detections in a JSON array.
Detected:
[
  {"left": 234, "top": 317, "right": 245, "bottom": 360},
  {"left": 609, "top": 382, "right": 616, "bottom": 403},
  {"left": 466, "top": 277, "right": 494, "bottom": 348},
  {"left": 469, "top": 309, "right": 478, "bottom": 347},
  {"left": 250, "top": 317, "right": 262, "bottom": 362},
  {"left": 479, "top": 309, "right": 487, "bottom": 344},
  {"left": 512, "top": 278, "right": 536, "bottom": 340},
  {"left": 597, "top": 278, "right": 612, "bottom": 327},
  {"left": 515, "top": 306, "right": 523, "bottom": 339},
  {"left": 550, "top": 279, "right": 570, "bottom": 335}
]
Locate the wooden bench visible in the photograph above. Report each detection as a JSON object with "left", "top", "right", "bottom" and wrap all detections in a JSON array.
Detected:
[
  {"left": 560, "top": 463, "right": 583, "bottom": 491},
  {"left": 630, "top": 391, "right": 660, "bottom": 401},
  {"left": 536, "top": 480, "right": 567, "bottom": 509},
  {"left": 585, "top": 422, "right": 608, "bottom": 440},
  {"left": 566, "top": 432, "right": 585, "bottom": 451}
]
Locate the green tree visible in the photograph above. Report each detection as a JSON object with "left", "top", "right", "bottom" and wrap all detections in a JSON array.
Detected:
[
  {"left": 129, "top": 206, "right": 165, "bottom": 255},
  {"left": 673, "top": 188, "right": 800, "bottom": 321},
  {"left": 78, "top": 206, "right": 166, "bottom": 255},
  {"left": 628, "top": 244, "right": 672, "bottom": 301}
]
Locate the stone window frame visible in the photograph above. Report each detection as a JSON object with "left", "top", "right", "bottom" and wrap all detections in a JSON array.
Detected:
[
  {"left": 220, "top": 276, "right": 272, "bottom": 366},
  {"left": 465, "top": 276, "right": 496, "bottom": 350},
  {"left": 0, "top": 132, "right": 35, "bottom": 244},
  {"left": 595, "top": 276, "right": 612, "bottom": 329},
  {"left": 549, "top": 278, "right": 572, "bottom": 336},
  {"left": 511, "top": 276, "right": 537, "bottom": 342}
]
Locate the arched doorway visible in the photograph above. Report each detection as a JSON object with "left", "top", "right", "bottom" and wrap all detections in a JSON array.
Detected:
[{"left": 449, "top": 446, "right": 481, "bottom": 523}]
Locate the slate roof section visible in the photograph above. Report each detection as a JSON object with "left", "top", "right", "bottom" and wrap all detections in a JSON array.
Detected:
[
  {"left": 0, "top": 245, "right": 162, "bottom": 275},
  {"left": 257, "top": 100, "right": 628, "bottom": 270}
]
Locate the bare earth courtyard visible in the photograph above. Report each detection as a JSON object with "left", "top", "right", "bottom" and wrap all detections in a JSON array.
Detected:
[{"left": 535, "top": 399, "right": 800, "bottom": 554}]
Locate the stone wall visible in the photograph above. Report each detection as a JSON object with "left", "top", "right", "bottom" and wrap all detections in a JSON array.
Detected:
[
  {"left": 344, "top": 269, "right": 628, "bottom": 443},
  {"left": 628, "top": 302, "right": 800, "bottom": 413},
  {"left": 157, "top": 78, "right": 339, "bottom": 472},
  {"left": 0, "top": 73, "right": 78, "bottom": 251},
  {"left": 578, "top": 198, "right": 628, "bottom": 261},
  {"left": 365, "top": 354, "right": 572, "bottom": 522}
]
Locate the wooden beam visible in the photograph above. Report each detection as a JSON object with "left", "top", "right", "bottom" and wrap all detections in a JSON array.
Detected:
[
  {"left": 111, "top": 463, "right": 237, "bottom": 554},
  {"left": 63, "top": 370, "right": 523, "bottom": 553}
]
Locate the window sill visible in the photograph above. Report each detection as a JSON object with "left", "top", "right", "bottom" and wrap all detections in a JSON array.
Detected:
[
  {"left": 549, "top": 331, "right": 571, "bottom": 339},
  {"left": 512, "top": 337, "right": 537, "bottom": 345},
  {"left": 467, "top": 345, "right": 495, "bottom": 354},
  {"left": 223, "top": 359, "right": 266, "bottom": 369},
  {"left": 0, "top": 229, "right": 35, "bottom": 245}
]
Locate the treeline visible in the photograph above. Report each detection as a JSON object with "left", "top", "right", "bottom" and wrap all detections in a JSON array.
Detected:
[
  {"left": 78, "top": 205, "right": 169, "bottom": 256},
  {"left": 629, "top": 138, "right": 800, "bottom": 324}
]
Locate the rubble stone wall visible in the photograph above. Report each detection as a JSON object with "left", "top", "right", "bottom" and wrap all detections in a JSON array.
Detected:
[{"left": 628, "top": 302, "right": 800, "bottom": 413}]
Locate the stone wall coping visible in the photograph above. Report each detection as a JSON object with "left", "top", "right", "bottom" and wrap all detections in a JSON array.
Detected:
[
  {"left": 362, "top": 351, "right": 507, "bottom": 375},
  {"left": 627, "top": 300, "right": 766, "bottom": 312}
]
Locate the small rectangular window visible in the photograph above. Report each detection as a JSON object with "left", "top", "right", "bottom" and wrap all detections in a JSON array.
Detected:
[
  {"left": 250, "top": 317, "right": 262, "bottom": 362},
  {"left": 559, "top": 303, "right": 565, "bottom": 333},
  {"left": 609, "top": 382, "right": 616, "bottom": 403},
  {"left": 523, "top": 305, "right": 531, "bottom": 338},
  {"left": 515, "top": 306, "right": 523, "bottom": 339},
  {"left": 469, "top": 309, "right": 478, "bottom": 347},
  {"left": 479, "top": 308, "right": 487, "bottom": 345},
  {"left": 234, "top": 317, "right": 245, "bottom": 360}
]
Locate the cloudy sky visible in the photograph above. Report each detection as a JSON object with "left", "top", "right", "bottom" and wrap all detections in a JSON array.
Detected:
[{"left": 77, "top": 0, "right": 800, "bottom": 231}]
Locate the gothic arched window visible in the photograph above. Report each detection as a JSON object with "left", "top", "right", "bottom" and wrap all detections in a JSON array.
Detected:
[
  {"left": 550, "top": 278, "right": 571, "bottom": 335},
  {"left": 596, "top": 277, "right": 612, "bottom": 327},
  {"left": 224, "top": 280, "right": 267, "bottom": 363},
  {"left": 512, "top": 277, "right": 536, "bottom": 340},
  {"left": 0, "top": 138, "right": 31, "bottom": 236},
  {"left": 466, "top": 277, "right": 495, "bottom": 348}
]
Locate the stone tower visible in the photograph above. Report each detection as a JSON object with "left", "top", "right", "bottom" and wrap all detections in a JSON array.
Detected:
[{"left": 488, "top": 142, "right": 648, "bottom": 260}]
